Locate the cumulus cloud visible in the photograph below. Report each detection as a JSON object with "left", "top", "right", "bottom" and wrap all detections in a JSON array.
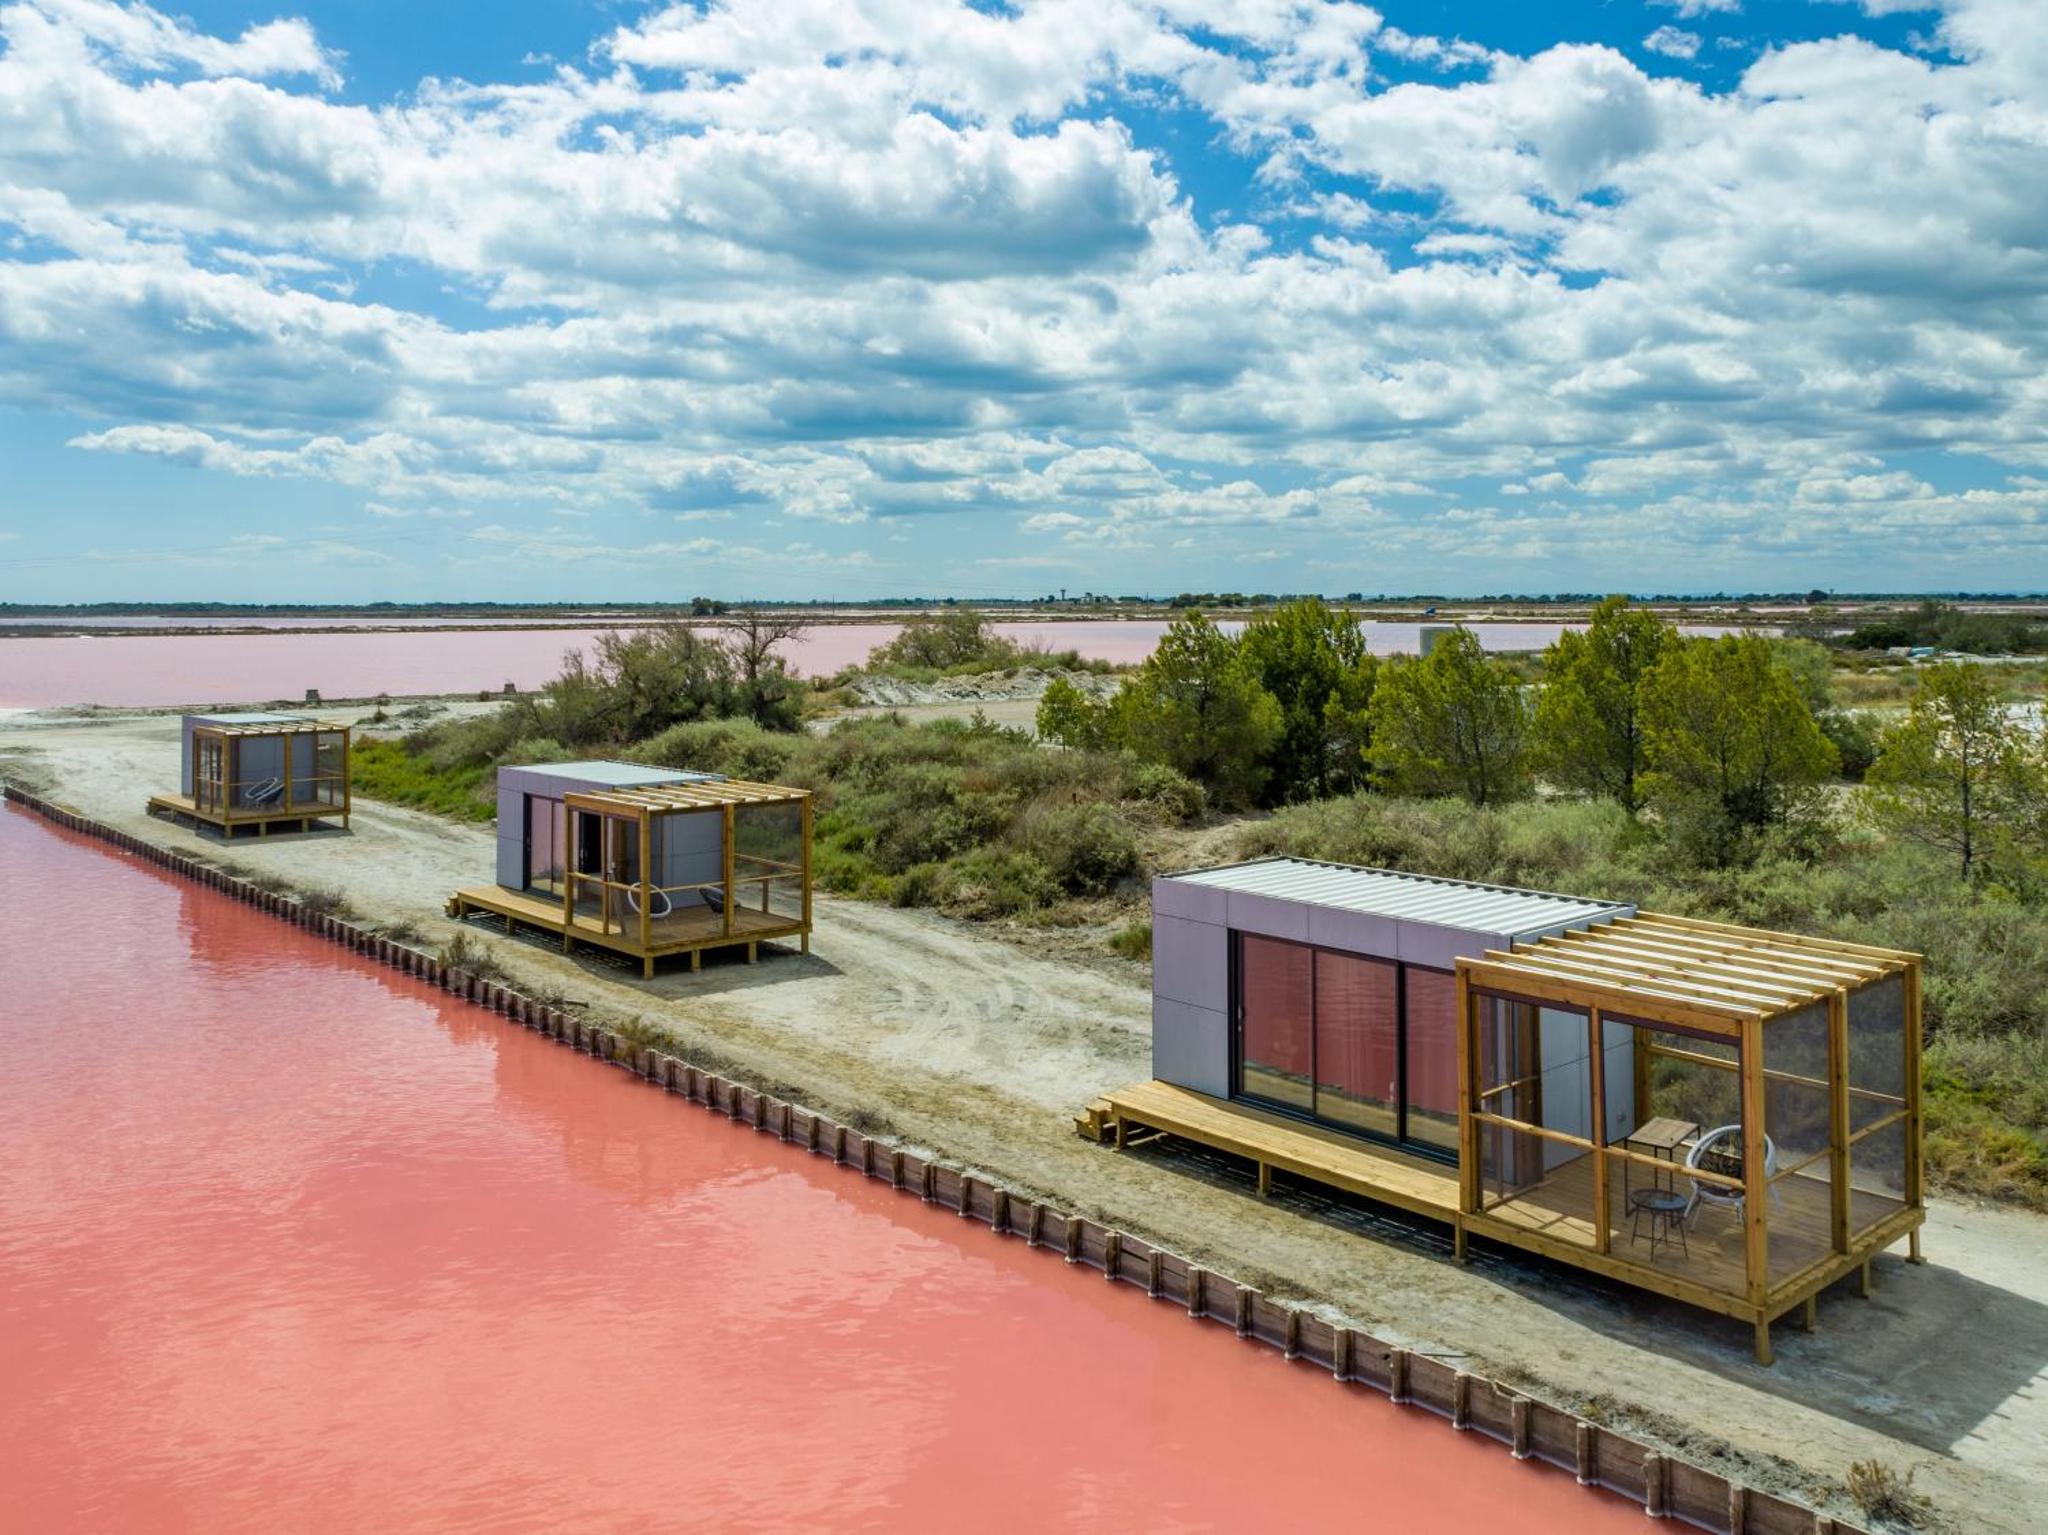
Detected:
[
  {"left": 3, "top": 0, "right": 2047, "bottom": 591},
  {"left": 1643, "top": 27, "right": 1702, "bottom": 61}
]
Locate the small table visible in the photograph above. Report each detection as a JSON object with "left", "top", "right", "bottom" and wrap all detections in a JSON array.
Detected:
[
  {"left": 1627, "top": 1188, "right": 1690, "bottom": 1258},
  {"left": 1623, "top": 1116, "right": 1698, "bottom": 1201}
]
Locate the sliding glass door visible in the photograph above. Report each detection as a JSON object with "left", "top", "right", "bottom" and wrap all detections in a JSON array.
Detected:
[{"left": 1234, "top": 933, "right": 1452, "bottom": 1157}]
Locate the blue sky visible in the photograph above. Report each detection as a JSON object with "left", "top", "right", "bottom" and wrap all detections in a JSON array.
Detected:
[{"left": 0, "top": 0, "right": 2042, "bottom": 602}]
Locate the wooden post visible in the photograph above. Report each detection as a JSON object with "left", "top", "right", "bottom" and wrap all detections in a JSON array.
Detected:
[
  {"left": 1510, "top": 1397, "right": 1532, "bottom": 1459},
  {"left": 1904, "top": 961, "right": 1926, "bottom": 1257},
  {"left": 1257, "top": 1161, "right": 1271, "bottom": 1198},
  {"left": 1103, "top": 1229, "right": 1121, "bottom": 1281},
  {"left": 1574, "top": 1420, "right": 1595, "bottom": 1483},
  {"left": 1740, "top": 1013, "right": 1770, "bottom": 1362},
  {"left": 1801, "top": 1294, "right": 1818, "bottom": 1331},
  {"left": 1858, "top": 1259, "right": 1872, "bottom": 1298},
  {"left": 561, "top": 801, "right": 577, "bottom": 938},
  {"left": 1456, "top": 967, "right": 1481, "bottom": 1220},
  {"left": 638, "top": 809, "right": 653, "bottom": 964},
  {"left": 1146, "top": 1249, "right": 1162, "bottom": 1297},
  {"left": 340, "top": 726, "right": 352, "bottom": 830},
  {"left": 1643, "top": 1451, "right": 1667, "bottom": 1517},
  {"left": 281, "top": 727, "right": 293, "bottom": 823},
  {"left": 1588, "top": 1004, "right": 1610, "bottom": 1254},
  {"left": 1828, "top": 988, "right": 1851, "bottom": 1254},
  {"left": 1451, "top": 1372, "right": 1471, "bottom": 1429},
  {"left": 799, "top": 793, "right": 813, "bottom": 953},
  {"left": 721, "top": 802, "right": 736, "bottom": 940}
]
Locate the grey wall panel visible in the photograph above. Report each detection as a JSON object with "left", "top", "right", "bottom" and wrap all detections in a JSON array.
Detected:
[
  {"left": 496, "top": 786, "right": 523, "bottom": 830},
  {"left": 1152, "top": 997, "right": 1230, "bottom": 1098},
  {"left": 1225, "top": 890, "right": 1310, "bottom": 942},
  {"left": 653, "top": 812, "right": 724, "bottom": 896},
  {"left": 1305, "top": 905, "right": 1400, "bottom": 961},
  {"left": 495, "top": 833, "right": 523, "bottom": 890},
  {"left": 1153, "top": 877, "right": 1228, "bottom": 925},
  {"left": 1152, "top": 913, "right": 1227, "bottom": 1012},
  {"left": 1395, "top": 921, "right": 1497, "bottom": 973}
]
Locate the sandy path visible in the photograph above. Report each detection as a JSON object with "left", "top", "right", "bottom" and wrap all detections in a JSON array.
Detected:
[{"left": 4, "top": 706, "right": 2045, "bottom": 1533}]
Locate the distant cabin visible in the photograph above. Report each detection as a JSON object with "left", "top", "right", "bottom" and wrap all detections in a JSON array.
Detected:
[
  {"left": 451, "top": 759, "right": 813, "bottom": 977},
  {"left": 148, "top": 711, "right": 351, "bottom": 837}
]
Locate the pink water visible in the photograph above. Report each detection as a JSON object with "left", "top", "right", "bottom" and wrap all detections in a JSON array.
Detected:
[
  {"left": 0, "top": 618, "right": 1753, "bottom": 709},
  {"left": 0, "top": 807, "right": 1639, "bottom": 1533}
]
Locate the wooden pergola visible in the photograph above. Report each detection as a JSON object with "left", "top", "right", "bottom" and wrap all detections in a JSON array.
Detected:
[
  {"left": 148, "top": 718, "right": 351, "bottom": 837},
  {"left": 452, "top": 777, "right": 812, "bottom": 978},
  {"left": 1455, "top": 913, "right": 1923, "bottom": 1363}
]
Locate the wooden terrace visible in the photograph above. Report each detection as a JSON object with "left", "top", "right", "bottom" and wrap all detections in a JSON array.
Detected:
[
  {"left": 1088, "top": 913, "right": 1924, "bottom": 1362},
  {"left": 452, "top": 776, "right": 812, "bottom": 977}
]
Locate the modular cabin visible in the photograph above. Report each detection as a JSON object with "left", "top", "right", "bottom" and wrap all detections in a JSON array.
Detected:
[
  {"left": 448, "top": 760, "right": 812, "bottom": 977},
  {"left": 1084, "top": 857, "right": 1923, "bottom": 1363},
  {"left": 147, "top": 712, "right": 351, "bottom": 836}
]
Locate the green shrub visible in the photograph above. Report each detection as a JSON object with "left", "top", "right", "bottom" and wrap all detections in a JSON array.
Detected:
[
  {"left": 1016, "top": 801, "right": 1140, "bottom": 895},
  {"left": 351, "top": 737, "right": 495, "bottom": 821},
  {"left": 931, "top": 848, "right": 1058, "bottom": 917},
  {"left": 1108, "top": 920, "right": 1152, "bottom": 960},
  {"left": 1117, "top": 757, "right": 1206, "bottom": 823}
]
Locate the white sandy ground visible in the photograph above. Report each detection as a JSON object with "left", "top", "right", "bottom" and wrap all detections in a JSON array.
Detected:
[{"left": 3, "top": 702, "right": 2044, "bottom": 1534}]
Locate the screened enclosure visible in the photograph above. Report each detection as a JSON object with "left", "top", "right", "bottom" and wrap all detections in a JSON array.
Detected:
[
  {"left": 1458, "top": 916, "right": 1922, "bottom": 1363},
  {"left": 154, "top": 714, "right": 351, "bottom": 835}
]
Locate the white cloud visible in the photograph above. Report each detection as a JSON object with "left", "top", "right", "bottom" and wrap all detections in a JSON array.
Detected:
[
  {"left": 1643, "top": 27, "right": 1702, "bottom": 62},
  {"left": 3, "top": 0, "right": 2047, "bottom": 588}
]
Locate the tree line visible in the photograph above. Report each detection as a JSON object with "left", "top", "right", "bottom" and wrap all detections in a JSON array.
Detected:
[{"left": 1038, "top": 596, "right": 2048, "bottom": 880}]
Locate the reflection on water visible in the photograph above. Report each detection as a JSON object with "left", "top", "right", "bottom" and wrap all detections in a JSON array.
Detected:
[{"left": 0, "top": 806, "right": 1638, "bottom": 1533}]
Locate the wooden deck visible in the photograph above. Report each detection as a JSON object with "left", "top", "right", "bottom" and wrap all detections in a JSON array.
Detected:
[
  {"left": 1086, "top": 1080, "right": 1922, "bottom": 1351},
  {"left": 450, "top": 884, "right": 807, "bottom": 976},
  {"left": 1086, "top": 1080, "right": 1459, "bottom": 1220},
  {"left": 147, "top": 792, "right": 348, "bottom": 836}
]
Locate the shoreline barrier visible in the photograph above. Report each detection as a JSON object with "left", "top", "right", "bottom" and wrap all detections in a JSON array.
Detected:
[{"left": 3, "top": 783, "right": 1866, "bottom": 1535}]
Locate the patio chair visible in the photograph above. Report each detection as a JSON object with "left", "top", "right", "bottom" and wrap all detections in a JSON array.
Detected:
[
  {"left": 1683, "top": 1124, "right": 1778, "bottom": 1228},
  {"left": 625, "top": 884, "right": 673, "bottom": 919}
]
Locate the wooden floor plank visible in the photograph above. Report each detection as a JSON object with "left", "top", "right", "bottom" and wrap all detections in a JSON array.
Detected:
[{"left": 1100, "top": 1081, "right": 1459, "bottom": 1220}]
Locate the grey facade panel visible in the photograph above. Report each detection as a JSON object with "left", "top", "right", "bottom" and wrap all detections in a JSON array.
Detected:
[
  {"left": 495, "top": 833, "right": 524, "bottom": 890},
  {"left": 1397, "top": 923, "right": 1506, "bottom": 974},
  {"left": 1152, "top": 913, "right": 1227, "bottom": 1012},
  {"left": 1225, "top": 889, "right": 1311, "bottom": 942},
  {"left": 1152, "top": 996, "right": 1230, "bottom": 1098},
  {"left": 1151, "top": 876, "right": 1228, "bottom": 926},
  {"left": 652, "top": 811, "right": 723, "bottom": 895},
  {"left": 1306, "top": 905, "right": 1399, "bottom": 961}
]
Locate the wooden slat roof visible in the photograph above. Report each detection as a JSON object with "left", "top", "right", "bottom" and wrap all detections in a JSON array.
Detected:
[
  {"left": 565, "top": 778, "right": 809, "bottom": 813},
  {"left": 1461, "top": 912, "right": 1914, "bottom": 1024},
  {"left": 198, "top": 719, "right": 349, "bottom": 737}
]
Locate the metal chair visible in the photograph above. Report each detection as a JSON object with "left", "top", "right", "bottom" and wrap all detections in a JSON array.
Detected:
[{"left": 1683, "top": 1124, "right": 1778, "bottom": 1228}]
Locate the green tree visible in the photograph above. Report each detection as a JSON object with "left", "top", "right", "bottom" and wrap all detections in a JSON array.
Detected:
[
  {"left": 1238, "top": 597, "right": 1379, "bottom": 800},
  {"left": 1114, "top": 611, "right": 1281, "bottom": 805},
  {"left": 1370, "top": 626, "right": 1529, "bottom": 805},
  {"left": 1530, "top": 596, "right": 1677, "bottom": 810},
  {"left": 1035, "top": 674, "right": 1117, "bottom": 752},
  {"left": 1862, "top": 662, "right": 2021, "bottom": 881},
  {"left": 870, "top": 610, "right": 1020, "bottom": 671},
  {"left": 1640, "top": 633, "right": 1839, "bottom": 863}
]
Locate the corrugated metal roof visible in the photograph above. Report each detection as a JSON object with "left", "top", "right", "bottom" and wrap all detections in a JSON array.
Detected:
[
  {"left": 514, "top": 759, "right": 725, "bottom": 788},
  {"left": 1166, "top": 857, "right": 1627, "bottom": 938}
]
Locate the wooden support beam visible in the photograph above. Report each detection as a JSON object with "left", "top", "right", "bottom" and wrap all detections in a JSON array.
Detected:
[
  {"left": 1455, "top": 967, "right": 1481, "bottom": 1218},
  {"left": 638, "top": 809, "right": 653, "bottom": 961},
  {"left": 1741, "top": 1015, "right": 1770, "bottom": 1360},
  {"left": 721, "top": 802, "right": 736, "bottom": 940},
  {"left": 1828, "top": 988, "right": 1851, "bottom": 1254},
  {"left": 1588, "top": 1004, "right": 1610, "bottom": 1255}
]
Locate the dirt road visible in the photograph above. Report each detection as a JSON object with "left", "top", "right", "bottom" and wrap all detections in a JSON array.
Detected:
[{"left": 4, "top": 705, "right": 2043, "bottom": 1534}]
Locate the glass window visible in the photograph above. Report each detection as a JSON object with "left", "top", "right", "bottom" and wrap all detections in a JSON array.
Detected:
[
  {"left": 526, "top": 795, "right": 564, "bottom": 896},
  {"left": 1238, "top": 935, "right": 1313, "bottom": 1112},
  {"left": 1403, "top": 967, "right": 1460, "bottom": 1152},
  {"left": 1313, "top": 950, "right": 1397, "bottom": 1137}
]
